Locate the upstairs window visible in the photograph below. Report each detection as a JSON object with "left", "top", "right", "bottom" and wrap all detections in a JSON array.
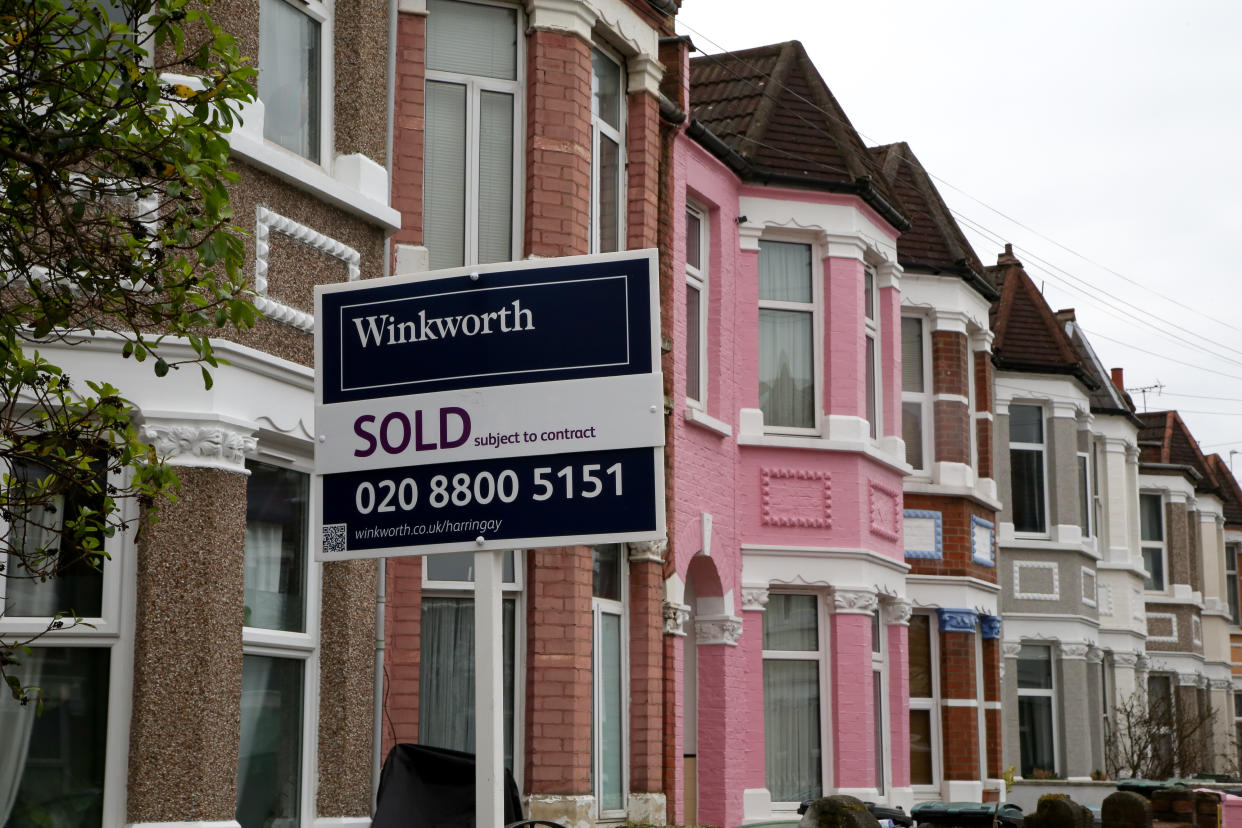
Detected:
[
  {"left": 1009, "top": 405, "right": 1047, "bottom": 534},
  {"left": 685, "top": 205, "right": 707, "bottom": 406},
  {"left": 1227, "top": 543, "right": 1241, "bottom": 625},
  {"left": 758, "top": 241, "right": 816, "bottom": 431},
  {"left": 590, "top": 47, "right": 625, "bottom": 253},
  {"left": 424, "top": 0, "right": 520, "bottom": 270},
  {"left": 259, "top": 0, "right": 328, "bottom": 163},
  {"left": 864, "top": 267, "right": 880, "bottom": 439},
  {"left": 1140, "top": 493, "right": 1166, "bottom": 591},
  {"left": 1077, "top": 449, "right": 1092, "bottom": 539},
  {"left": 901, "top": 316, "right": 929, "bottom": 470}
]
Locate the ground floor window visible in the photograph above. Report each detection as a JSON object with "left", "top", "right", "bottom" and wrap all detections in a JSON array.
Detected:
[
  {"left": 1017, "top": 644, "right": 1057, "bottom": 777},
  {"left": 237, "top": 655, "right": 304, "bottom": 828},
  {"left": 763, "top": 593, "right": 823, "bottom": 803},
  {"left": 592, "top": 543, "right": 627, "bottom": 817},
  {"left": 0, "top": 647, "right": 110, "bottom": 828},
  {"left": 907, "top": 612, "right": 939, "bottom": 788}
]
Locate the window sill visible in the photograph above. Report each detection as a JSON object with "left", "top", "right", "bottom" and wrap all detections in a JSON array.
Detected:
[
  {"left": 684, "top": 405, "right": 732, "bottom": 437},
  {"left": 736, "top": 409, "right": 907, "bottom": 474}
]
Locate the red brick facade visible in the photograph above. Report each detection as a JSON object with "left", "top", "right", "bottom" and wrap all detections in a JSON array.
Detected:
[
  {"left": 903, "top": 495, "right": 997, "bottom": 580},
  {"left": 390, "top": 13, "right": 426, "bottom": 255},
  {"left": 939, "top": 629, "right": 979, "bottom": 780}
]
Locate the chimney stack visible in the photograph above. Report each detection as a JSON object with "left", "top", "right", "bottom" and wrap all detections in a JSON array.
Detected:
[{"left": 1111, "top": 367, "right": 1124, "bottom": 391}]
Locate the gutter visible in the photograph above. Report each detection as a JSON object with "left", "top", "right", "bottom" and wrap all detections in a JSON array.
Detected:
[
  {"left": 1139, "top": 461, "right": 1204, "bottom": 483},
  {"left": 658, "top": 93, "right": 686, "bottom": 126},
  {"left": 646, "top": 0, "right": 677, "bottom": 14},
  {"left": 685, "top": 118, "right": 910, "bottom": 232}
]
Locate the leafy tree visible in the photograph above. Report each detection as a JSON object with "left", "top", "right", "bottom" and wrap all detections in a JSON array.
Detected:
[{"left": 0, "top": 0, "right": 257, "bottom": 706}]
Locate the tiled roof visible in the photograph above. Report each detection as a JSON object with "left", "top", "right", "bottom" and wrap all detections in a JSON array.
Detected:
[
  {"left": 687, "top": 41, "right": 907, "bottom": 230},
  {"left": 1061, "top": 315, "right": 1139, "bottom": 419},
  {"left": 1206, "top": 454, "right": 1242, "bottom": 526},
  {"left": 869, "top": 142, "right": 994, "bottom": 299},
  {"left": 1136, "top": 410, "right": 1216, "bottom": 491},
  {"left": 986, "top": 246, "right": 1095, "bottom": 387}
]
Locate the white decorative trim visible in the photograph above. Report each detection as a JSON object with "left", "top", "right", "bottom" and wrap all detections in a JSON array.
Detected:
[
  {"left": 684, "top": 405, "right": 733, "bottom": 436},
  {"left": 1087, "top": 646, "right": 1104, "bottom": 664},
  {"left": 695, "top": 614, "right": 743, "bottom": 646},
  {"left": 1146, "top": 612, "right": 1178, "bottom": 643},
  {"left": 1097, "top": 582, "right": 1114, "bottom": 616},
  {"left": 1002, "top": 641, "right": 1022, "bottom": 658},
  {"left": 1081, "top": 567, "right": 1097, "bottom": 607},
  {"left": 314, "top": 819, "right": 371, "bottom": 828},
  {"left": 1059, "top": 642, "right": 1090, "bottom": 660},
  {"left": 1211, "top": 678, "right": 1233, "bottom": 690},
  {"left": 140, "top": 418, "right": 257, "bottom": 472},
  {"left": 255, "top": 206, "right": 361, "bottom": 332},
  {"left": 943, "top": 698, "right": 979, "bottom": 707},
  {"left": 628, "top": 538, "right": 667, "bottom": 563},
  {"left": 832, "top": 586, "right": 878, "bottom": 615},
  {"left": 1177, "top": 672, "right": 1201, "bottom": 688},
  {"left": 1191, "top": 615, "right": 1202, "bottom": 647},
  {"left": 1013, "top": 560, "right": 1060, "bottom": 600},
  {"left": 741, "top": 586, "right": 770, "bottom": 612},
  {"left": 882, "top": 598, "right": 912, "bottom": 626},
  {"left": 662, "top": 601, "right": 690, "bottom": 637},
  {"left": 1112, "top": 652, "right": 1140, "bottom": 669}
]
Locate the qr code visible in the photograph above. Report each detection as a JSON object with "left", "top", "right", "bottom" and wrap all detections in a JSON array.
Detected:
[{"left": 322, "top": 523, "right": 347, "bottom": 553}]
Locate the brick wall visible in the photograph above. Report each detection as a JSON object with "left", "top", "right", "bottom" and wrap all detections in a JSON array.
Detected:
[
  {"left": 903, "top": 493, "right": 998, "bottom": 582},
  {"left": 974, "top": 347, "right": 994, "bottom": 479},
  {"left": 629, "top": 558, "right": 664, "bottom": 792},
  {"left": 832, "top": 612, "right": 876, "bottom": 789},
  {"left": 525, "top": 29, "right": 591, "bottom": 258},
  {"left": 939, "top": 629, "right": 979, "bottom": 780},
  {"left": 390, "top": 12, "right": 426, "bottom": 256},
  {"left": 982, "top": 637, "right": 1002, "bottom": 778},
  {"left": 382, "top": 556, "right": 423, "bottom": 759},
  {"left": 932, "top": 330, "right": 971, "bottom": 464},
  {"left": 525, "top": 545, "right": 593, "bottom": 794},
  {"left": 626, "top": 91, "right": 660, "bottom": 250}
]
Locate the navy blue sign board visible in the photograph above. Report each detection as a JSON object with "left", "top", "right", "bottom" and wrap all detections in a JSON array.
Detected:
[{"left": 313, "top": 249, "right": 665, "bottom": 561}]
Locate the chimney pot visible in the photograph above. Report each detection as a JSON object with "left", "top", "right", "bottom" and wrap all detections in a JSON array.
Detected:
[{"left": 1111, "top": 367, "right": 1124, "bottom": 391}]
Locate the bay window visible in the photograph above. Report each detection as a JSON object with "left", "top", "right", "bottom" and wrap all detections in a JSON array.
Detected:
[
  {"left": 907, "top": 612, "right": 939, "bottom": 788},
  {"left": 871, "top": 609, "right": 887, "bottom": 795},
  {"left": 259, "top": 0, "right": 329, "bottom": 164},
  {"left": 591, "top": 47, "right": 625, "bottom": 254},
  {"left": 901, "top": 316, "right": 929, "bottom": 470},
  {"left": 1016, "top": 644, "right": 1057, "bottom": 777},
  {"left": 864, "top": 267, "right": 880, "bottom": 439},
  {"left": 238, "top": 460, "right": 316, "bottom": 828},
  {"left": 1008, "top": 404, "right": 1047, "bottom": 534},
  {"left": 1140, "top": 493, "right": 1166, "bottom": 591},
  {"left": 592, "top": 544, "right": 626, "bottom": 817},
  {"left": 1227, "top": 543, "right": 1240, "bottom": 625},
  {"left": 685, "top": 205, "right": 707, "bottom": 406},
  {"left": 424, "top": 0, "right": 521, "bottom": 270},
  {"left": 758, "top": 240, "right": 816, "bottom": 431},
  {"left": 1077, "top": 450, "right": 1092, "bottom": 539},
  {"left": 419, "top": 550, "right": 521, "bottom": 773},
  {"left": 763, "top": 593, "right": 823, "bottom": 804}
]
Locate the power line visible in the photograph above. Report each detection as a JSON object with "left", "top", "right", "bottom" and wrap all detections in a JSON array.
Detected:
[{"left": 1079, "top": 327, "right": 1242, "bottom": 382}]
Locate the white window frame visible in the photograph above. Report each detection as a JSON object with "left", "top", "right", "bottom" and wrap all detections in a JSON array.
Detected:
[
  {"left": 757, "top": 235, "right": 823, "bottom": 436},
  {"left": 762, "top": 591, "right": 832, "bottom": 811},
  {"left": 685, "top": 203, "right": 708, "bottom": 408},
  {"left": 424, "top": 0, "right": 524, "bottom": 268},
  {"left": 1016, "top": 643, "right": 1059, "bottom": 778},
  {"left": 1077, "top": 449, "right": 1093, "bottom": 540},
  {"left": 592, "top": 544, "right": 628, "bottom": 820},
  {"left": 871, "top": 609, "right": 889, "bottom": 796},
  {"left": 907, "top": 611, "right": 942, "bottom": 795},
  {"left": 967, "top": 344, "right": 979, "bottom": 472},
  {"left": 0, "top": 466, "right": 135, "bottom": 828},
  {"left": 864, "top": 265, "right": 881, "bottom": 440},
  {"left": 420, "top": 549, "right": 527, "bottom": 789},
  {"left": 258, "top": 0, "right": 333, "bottom": 168},
  {"left": 1140, "top": 492, "right": 1168, "bottom": 592},
  {"left": 240, "top": 455, "right": 322, "bottom": 828},
  {"left": 1227, "top": 542, "right": 1241, "bottom": 626},
  {"left": 590, "top": 44, "right": 626, "bottom": 255},
  {"left": 1009, "top": 403, "right": 1050, "bottom": 537},
  {"left": 901, "top": 314, "right": 932, "bottom": 473}
]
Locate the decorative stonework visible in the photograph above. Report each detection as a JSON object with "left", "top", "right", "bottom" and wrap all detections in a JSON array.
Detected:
[
  {"left": 1192, "top": 615, "right": 1202, "bottom": 647},
  {"left": 937, "top": 608, "right": 978, "bottom": 634},
  {"left": 868, "top": 481, "right": 901, "bottom": 541},
  {"left": 1176, "top": 672, "right": 1202, "bottom": 688},
  {"left": 1059, "top": 643, "right": 1090, "bottom": 660},
  {"left": 741, "top": 586, "right": 770, "bottom": 612},
  {"left": 1097, "top": 583, "right": 1114, "bottom": 617},
  {"left": 1081, "top": 567, "right": 1097, "bottom": 607},
  {"left": 1131, "top": 587, "right": 1145, "bottom": 622},
  {"left": 1211, "top": 678, "right": 1233, "bottom": 691},
  {"left": 903, "top": 510, "right": 942, "bottom": 560},
  {"left": 1013, "top": 560, "right": 1060, "bottom": 600},
  {"left": 1145, "top": 613, "right": 1178, "bottom": 643},
  {"left": 1002, "top": 642, "right": 1022, "bottom": 658},
  {"left": 832, "top": 587, "right": 878, "bottom": 615},
  {"left": 971, "top": 515, "right": 996, "bottom": 567},
  {"left": 628, "top": 538, "right": 667, "bottom": 564},
  {"left": 662, "top": 601, "right": 690, "bottom": 637},
  {"left": 1087, "top": 646, "right": 1104, "bottom": 664},
  {"left": 141, "top": 421, "right": 257, "bottom": 472},
  {"left": 882, "top": 598, "right": 912, "bottom": 626},
  {"left": 980, "top": 615, "right": 1002, "bottom": 640},
  {"left": 255, "top": 206, "right": 360, "bottom": 332},
  {"left": 1112, "top": 652, "right": 1140, "bottom": 669},
  {"left": 695, "top": 615, "right": 743, "bottom": 646},
  {"left": 760, "top": 467, "right": 831, "bottom": 528}
]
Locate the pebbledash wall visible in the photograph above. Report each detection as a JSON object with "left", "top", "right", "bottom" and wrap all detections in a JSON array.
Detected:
[
  {"left": 662, "top": 39, "right": 912, "bottom": 826},
  {"left": 0, "top": 0, "right": 399, "bottom": 825},
  {"left": 382, "top": 1, "right": 675, "bottom": 827}
]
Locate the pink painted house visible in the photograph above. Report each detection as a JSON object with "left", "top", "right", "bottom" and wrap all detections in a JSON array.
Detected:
[{"left": 659, "top": 40, "right": 915, "bottom": 826}]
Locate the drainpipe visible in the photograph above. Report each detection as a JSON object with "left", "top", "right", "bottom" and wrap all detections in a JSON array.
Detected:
[{"left": 372, "top": 557, "right": 387, "bottom": 807}]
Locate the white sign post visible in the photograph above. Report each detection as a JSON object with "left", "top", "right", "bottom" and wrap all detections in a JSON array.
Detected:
[{"left": 313, "top": 250, "right": 665, "bottom": 825}]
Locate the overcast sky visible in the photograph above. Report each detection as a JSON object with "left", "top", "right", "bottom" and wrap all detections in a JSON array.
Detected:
[{"left": 676, "top": 1, "right": 1242, "bottom": 483}]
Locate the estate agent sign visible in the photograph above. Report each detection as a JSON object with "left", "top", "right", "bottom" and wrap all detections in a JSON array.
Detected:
[{"left": 313, "top": 249, "right": 665, "bottom": 561}]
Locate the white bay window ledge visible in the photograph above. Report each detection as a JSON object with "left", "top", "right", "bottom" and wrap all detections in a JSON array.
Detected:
[
  {"left": 684, "top": 405, "right": 732, "bottom": 436},
  {"left": 230, "top": 99, "right": 400, "bottom": 231},
  {"left": 736, "top": 409, "right": 908, "bottom": 474}
]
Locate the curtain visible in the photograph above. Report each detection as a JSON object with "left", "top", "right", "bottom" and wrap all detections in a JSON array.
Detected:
[
  {"left": 0, "top": 650, "right": 44, "bottom": 825},
  {"left": 763, "top": 660, "right": 821, "bottom": 802},
  {"left": 758, "top": 241, "right": 811, "bottom": 302},
  {"left": 236, "top": 656, "right": 302, "bottom": 828},
  {"left": 243, "top": 521, "right": 283, "bottom": 629},
  {"left": 258, "top": 0, "right": 320, "bottom": 161},
  {"left": 759, "top": 309, "right": 813, "bottom": 429}
]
